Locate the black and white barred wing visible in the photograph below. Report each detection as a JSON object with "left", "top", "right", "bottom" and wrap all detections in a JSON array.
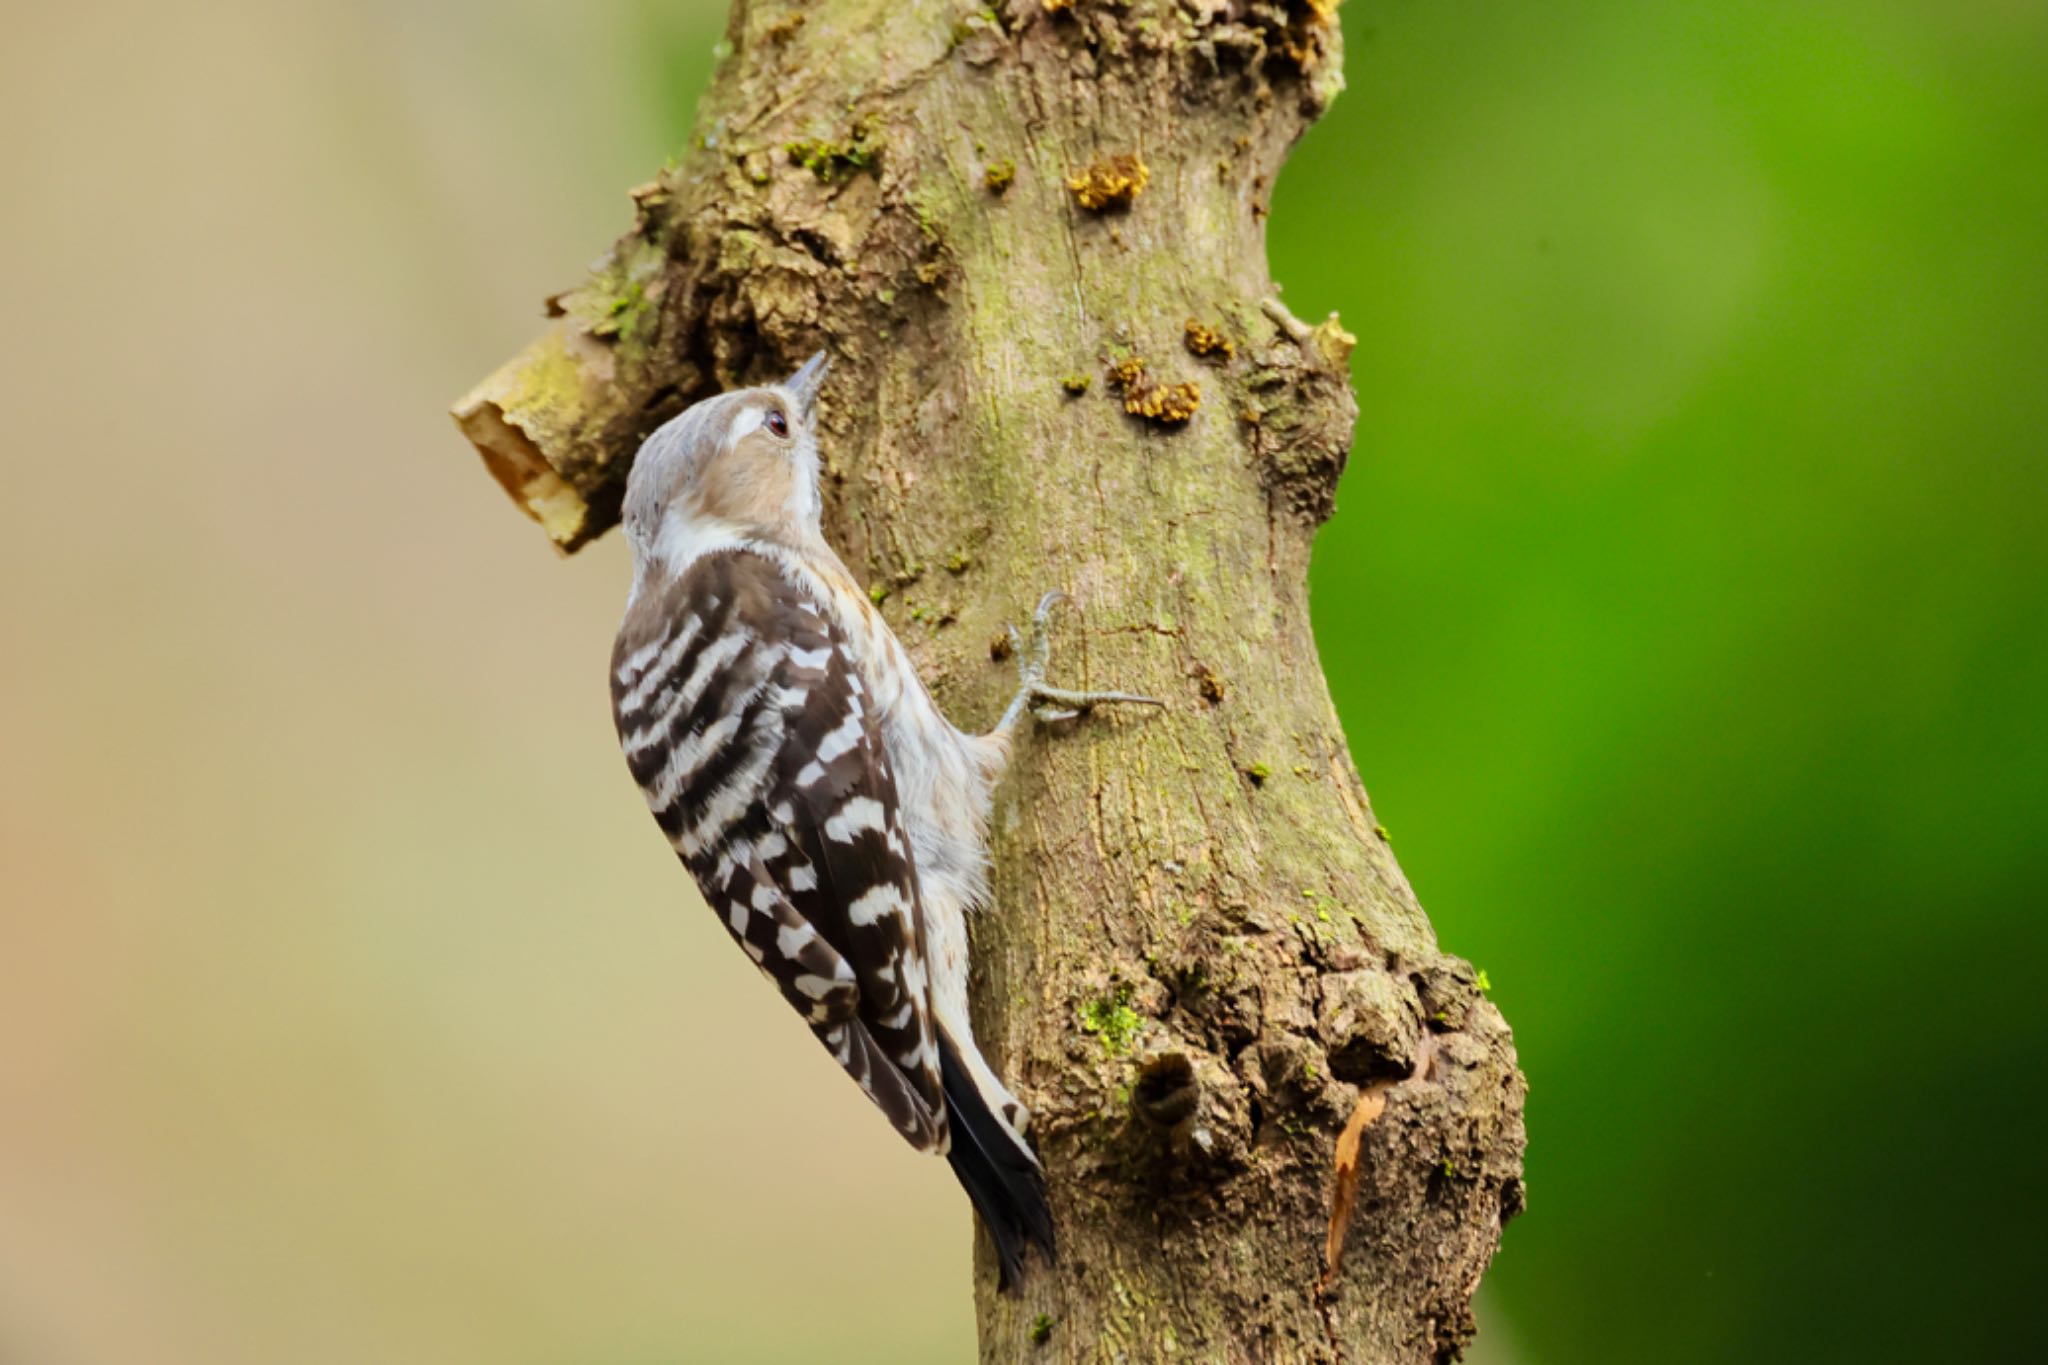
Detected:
[{"left": 611, "top": 550, "right": 947, "bottom": 1152}]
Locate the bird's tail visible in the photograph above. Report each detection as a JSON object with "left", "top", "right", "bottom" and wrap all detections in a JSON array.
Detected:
[{"left": 938, "top": 1028, "right": 1054, "bottom": 1291}]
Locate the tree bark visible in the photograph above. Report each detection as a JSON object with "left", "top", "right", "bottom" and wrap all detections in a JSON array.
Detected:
[{"left": 452, "top": 2, "right": 1525, "bottom": 1359}]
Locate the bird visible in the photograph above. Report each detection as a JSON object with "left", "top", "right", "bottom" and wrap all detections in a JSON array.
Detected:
[{"left": 608, "top": 352, "right": 1160, "bottom": 1287}]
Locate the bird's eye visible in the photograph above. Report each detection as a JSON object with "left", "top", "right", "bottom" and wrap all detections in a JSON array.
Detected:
[{"left": 765, "top": 408, "right": 790, "bottom": 439}]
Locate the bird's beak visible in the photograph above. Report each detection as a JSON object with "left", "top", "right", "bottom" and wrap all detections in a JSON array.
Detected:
[{"left": 784, "top": 350, "right": 830, "bottom": 421}]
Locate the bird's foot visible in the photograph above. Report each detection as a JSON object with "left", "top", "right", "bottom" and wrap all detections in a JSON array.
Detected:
[{"left": 1000, "top": 591, "right": 1165, "bottom": 729}]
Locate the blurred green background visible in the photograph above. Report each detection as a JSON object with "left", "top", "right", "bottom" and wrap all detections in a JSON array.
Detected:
[{"left": 1, "top": 1, "right": 2040, "bottom": 1361}]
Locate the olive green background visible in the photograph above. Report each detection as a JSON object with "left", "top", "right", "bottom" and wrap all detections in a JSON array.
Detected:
[{"left": 2, "top": 1, "right": 2039, "bottom": 1361}]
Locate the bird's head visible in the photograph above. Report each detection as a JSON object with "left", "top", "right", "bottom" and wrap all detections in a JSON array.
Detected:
[{"left": 622, "top": 351, "right": 830, "bottom": 576}]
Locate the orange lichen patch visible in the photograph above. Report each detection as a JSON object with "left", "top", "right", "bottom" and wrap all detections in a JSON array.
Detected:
[
  {"left": 1184, "top": 318, "right": 1235, "bottom": 361},
  {"left": 1126, "top": 380, "right": 1200, "bottom": 423},
  {"left": 1105, "top": 355, "right": 1200, "bottom": 425},
  {"left": 1107, "top": 355, "right": 1147, "bottom": 391},
  {"left": 1043, "top": 0, "right": 1076, "bottom": 11},
  {"left": 1067, "top": 153, "right": 1150, "bottom": 211}
]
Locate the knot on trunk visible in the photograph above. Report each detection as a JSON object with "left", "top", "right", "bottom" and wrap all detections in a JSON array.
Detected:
[
  {"left": 1242, "top": 299, "right": 1359, "bottom": 524},
  {"left": 1317, "top": 967, "right": 1424, "bottom": 1084},
  {"left": 1120, "top": 1044, "right": 1256, "bottom": 1182}
]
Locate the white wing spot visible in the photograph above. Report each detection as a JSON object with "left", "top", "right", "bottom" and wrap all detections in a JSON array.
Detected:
[
  {"left": 615, "top": 630, "right": 669, "bottom": 685},
  {"left": 814, "top": 710, "right": 864, "bottom": 765},
  {"left": 648, "top": 711, "right": 743, "bottom": 808},
  {"left": 847, "top": 884, "right": 908, "bottom": 927},
  {"left": 674, "top": 630, "right": 752, "bottom": 715},
  {"left": 682, "top": 729, "right": 779, "bottom": 856},
  {"left": 824, "top": 797, "right": 887, "bottom": 843},
  {"left": 617, "top": 616, "right": 703, "bottom": 715},
  {"left": 621, "top": 615, "right": 701, "bottom": 692}
]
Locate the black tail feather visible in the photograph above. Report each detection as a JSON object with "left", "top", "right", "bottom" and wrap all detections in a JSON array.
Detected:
[{"left": 938, "top": 1031, "right": 1054, "bottom": 1291}]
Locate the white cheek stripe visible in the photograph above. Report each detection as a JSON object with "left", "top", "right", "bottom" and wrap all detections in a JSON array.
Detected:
[{"left": 649, "top": 516, "right": 745, "bottom": 581}]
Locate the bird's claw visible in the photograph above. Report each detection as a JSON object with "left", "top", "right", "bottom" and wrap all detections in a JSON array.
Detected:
[{"left": 999, "top": 590, "right": 1164, "bottom": 731}]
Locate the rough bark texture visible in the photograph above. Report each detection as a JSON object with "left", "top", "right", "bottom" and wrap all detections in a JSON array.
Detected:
[{"left": 453, "top": 2, "right": 1525, "bottom": 1359}]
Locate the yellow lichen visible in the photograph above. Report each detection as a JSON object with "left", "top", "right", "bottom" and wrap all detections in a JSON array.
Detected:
[
  {"left": 1105, "top": 354, "right": 1199, "bottom": 425},
  {"left": 502, "top": 330, "right": 586, "bottom": 417},
  {"left": 1311, "top": 313, "right": 1358, "bottom": 368},
  {"left": 1184, "top": 318, "right": 1235, "bottom": 361},
  {"left": 1067, "top": 153, "right": 1150, "bottom": 211},
  {"left": 1127, "top": 382, "right": 1199, "bottom": 423},
  {"left": 984, "top": 159, "right": 1016, "bottom": 194}
]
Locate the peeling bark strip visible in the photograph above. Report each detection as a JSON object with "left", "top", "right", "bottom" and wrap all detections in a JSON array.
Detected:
[
  {"left": 453, "top": 1, "right": 1524, "bottom": 1360},
  {"left": 1320, "top": 1034, "right": 1435, "bottom": 1299}
]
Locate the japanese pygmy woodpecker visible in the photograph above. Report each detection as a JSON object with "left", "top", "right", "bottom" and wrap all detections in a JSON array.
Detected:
[{"left": 609, "top": 353, "right": 1157, "bottom": 1287}]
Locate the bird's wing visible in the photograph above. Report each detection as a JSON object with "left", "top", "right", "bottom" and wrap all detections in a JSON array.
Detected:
[{"left": 612, "top": 548, "right": 946, "bottom": 1151}]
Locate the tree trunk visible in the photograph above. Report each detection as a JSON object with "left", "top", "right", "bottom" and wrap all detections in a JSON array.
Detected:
[{"left": 452, "top": 2, "right": 1525, "bottom": 1359}]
